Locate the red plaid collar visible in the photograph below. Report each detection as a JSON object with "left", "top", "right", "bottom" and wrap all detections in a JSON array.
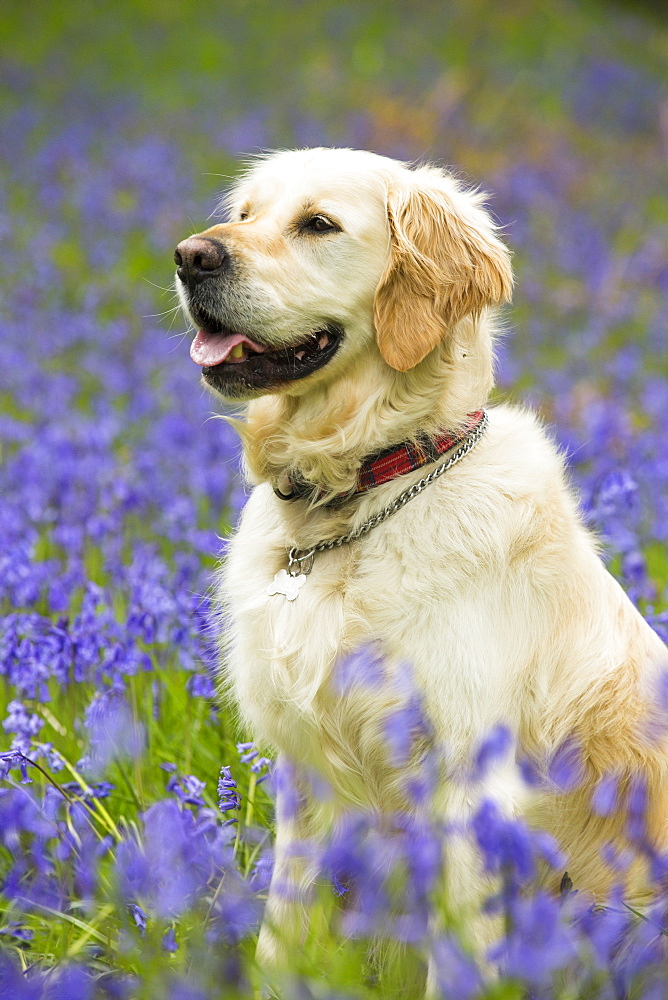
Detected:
[{"left": 274, "top": 409, "right": 486, "bottom": 504}]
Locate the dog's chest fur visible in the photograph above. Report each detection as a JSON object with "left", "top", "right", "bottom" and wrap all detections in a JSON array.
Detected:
[{"left": 219, "top": 406, "right": 585, "bottom": 799}]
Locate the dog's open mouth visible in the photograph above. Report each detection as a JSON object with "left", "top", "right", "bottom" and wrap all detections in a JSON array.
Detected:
[{"left": 189, "top": 308, "right": 344, "bottom": 395}]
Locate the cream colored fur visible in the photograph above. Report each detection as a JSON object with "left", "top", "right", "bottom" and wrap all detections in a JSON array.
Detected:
[{"left": 184, "top": 148, "right": 668, "bottom": 990}]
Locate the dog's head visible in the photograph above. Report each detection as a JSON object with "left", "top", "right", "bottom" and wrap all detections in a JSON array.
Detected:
[{"left": 175, "top": 147, "right": 512, "bottom": 400}]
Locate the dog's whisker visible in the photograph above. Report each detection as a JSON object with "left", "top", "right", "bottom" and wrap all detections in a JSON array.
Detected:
[
  {"left": 142, "top": 277, "right": 179, "bottom": 294},
  {"left": 144, "top": 304, "right": 182, "bottom": 320}
]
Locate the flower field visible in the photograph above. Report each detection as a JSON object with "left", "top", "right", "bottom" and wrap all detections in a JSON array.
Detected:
[{"left": 1, "top": 1, "right": 667, "bottom": 997}]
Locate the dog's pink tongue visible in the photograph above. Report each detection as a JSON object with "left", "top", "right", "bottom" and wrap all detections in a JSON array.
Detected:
[{"left": 190, "top": 329, "right": 266, "bottom": 367}]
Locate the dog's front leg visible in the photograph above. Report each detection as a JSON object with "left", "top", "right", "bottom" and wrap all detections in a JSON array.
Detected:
[
  {"left": 424, "top": 835, "right": 501, "bottom": 998},
  {"left": 425, "top": 777, "right": 523, "bottom": 997},
  {"left": 256, "top": 757, "right": 319, "bottom": 972}
]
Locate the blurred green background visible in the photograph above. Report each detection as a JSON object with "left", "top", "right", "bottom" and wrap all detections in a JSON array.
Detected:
[
  {"left": 4, "top": 0, "right": 666, "bottom": 174},
  {"left": 3, "top": 0, "right": 666, "bottom": 387}
]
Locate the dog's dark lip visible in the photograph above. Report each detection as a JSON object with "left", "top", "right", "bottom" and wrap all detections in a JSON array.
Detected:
[
  {"left": 194, "top": 306, "right": 222, "bottom": 334},
  {"left": 201, "top": 322, "right": 344, "bottom": 395}
]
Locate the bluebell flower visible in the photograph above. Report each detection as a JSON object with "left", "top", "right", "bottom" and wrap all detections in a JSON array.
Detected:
[
  {"left": 166, "top": 771, "right": 207, "bottom": 808},
  {"left": 626, "top": 774, "right": 649, "bottom": 843},
  {"left": 48, "top": 964, "right": 96, "bottom": 1000},
  {"left": 429, "top": 937, "right": 483, "bottom": 1000},
  {"left": 493, "top": 891, "right": 577, "bottom": 987},
  {"left": 236, "top": 741, "right": 258, "bottom": 763},
  {"left": 270, "top": 758, "right": 302, "bottom": 822},
  {"left": 186, "top": 672, "right": 215, "bottom": 699},
  {"left": 472, "top": 799, "right": 536, "bottom": 881},
  {"left": 3, "top": 701, "right": 44, "bottom": 743},
  {"left": 547, "top": 737, "right": 585, "bottom": 793},
  {"left": 331, "top": 643, "right": 385, "bottom": 694},
  {"left": 331, "top": 872, "right": 349, "bottom": 897},
  {"left": 167, "top": 981, "right": 209, "bottom": 1000},
  {"left": 162, "top": 926, "right": 179, "bottom": 953},
  {"left": 128, "top": 903, "right": 148, "bottom": 934},
  {"left": 472, "top": 724, "right": 512, "bottom": 780},
  {"left": 217, "top": 765, "right": 241, "bottom": 816},
  {"left": 0, "top": 749, "right": 32, "bottom": 782},
  {"left": 383, "top": 692, "right": 431, "bottom": 767},
  {"left": 251, "top": 757, "right": 272, "bottom": 782},
  {"left": 248, "top": 854, "right": 274, "bottom": 893},
  {"left": 82, "top": 689, "right": 145, "bottom": 775},
  {"left": 0, "top": 920, "right": 34, "bottom": 942},
  {"left": 592, "top": 772, "right": 621, "bottom": 816},
  {"left": 0, "top": 952, "right": 44, "bottom": 1000},
  {"left": 577, "top": 892, "right": 630, "bottom": 968}
]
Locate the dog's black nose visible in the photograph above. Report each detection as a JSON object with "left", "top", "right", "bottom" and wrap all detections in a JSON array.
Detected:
[{"left": 174, "top": 237, "right": 228, "bottom": 288}]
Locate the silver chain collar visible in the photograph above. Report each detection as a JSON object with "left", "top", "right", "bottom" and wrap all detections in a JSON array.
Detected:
[{"left": 265, "top": 411, "right": 489, "bottom": 601}]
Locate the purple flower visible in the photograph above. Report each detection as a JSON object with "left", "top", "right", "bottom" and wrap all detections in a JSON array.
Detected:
[
  {"left": 577, "top": 893, "right": 630, "bottom": 968},
  {"left": 3, "top": 700, "right": 44, "bottom": 742},
  {"left": 548, "top": 737, "right": 585, "bottom": 793},
  {"left": 82, "top": 688, "right": 145, "bottom": 775},
  {"left": 248, "top": 854, "right": 273, "bottom": 893},
  {"left": 217, "top": 765, "right": 241, "bottom": 816},
  {"left": 47, "top": 964, "right": 95, "bottom": 1000},
  {"left": 235, "top": 741, "right": 258, "bottom": 763},
  {"left": 270, "top": 758, "right": 302, "bottom": 822},
  {"left": 493, "top": 892, "right": 577, "bottom": 986},
  {"left": 592, "top": 772, "right": 620, "bottom": 816},
  {"left": 128, "top": 903, "right": 148, "bottom": 934},
  {"left": 167, "top": 982, "right": 209, "bottom": 1000},
  {"left": 0, "top": 749, "right": 33, "bottom": 783},
  {"left": 234, "top": 742, "right": 272, "bottom": 783},
  {"left": 472, "top": 725, "right": 512, "bottom": 780},
  {"left": 166, "top": 771, "right": 207, "bottom": 808},
  {"left": 118, "top": 798, "right": 232, "bottom": 920},
  {"left": 383, "top": 693, "right": 431, "bottom": 767},
  {"left": 331, "top": 643, "right": 385, "bottom": 694},
  {"left": 625, "top": 774, "right": 649, "bottom": 843},
  {"left": 62, "top": 780, "right": 114, "bottom": 801},
  {"left": 186, "top": 672, "right": 215, "bottom": 699},
  {"left": 472, "top": 799, "right": 536, "bottom": 881},
  {"left": 331, "top": 872, "right": 349, "bottom": 897},
  {"left": 429, "top": 937, "right": 483, "bottom": 1000},
  {"left": 0, "top": 921, "right": 33, "bottom": 942},
  {"left": 162, "top": 926, "right": 179, "bottom": 953},
  {"left": 0, "top": 953, "right": 43, "bottom": 1000}
]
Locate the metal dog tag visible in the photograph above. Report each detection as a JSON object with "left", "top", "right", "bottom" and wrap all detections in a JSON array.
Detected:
[{"left": 267, "top": 569, "right": 306, "bottom": 601}]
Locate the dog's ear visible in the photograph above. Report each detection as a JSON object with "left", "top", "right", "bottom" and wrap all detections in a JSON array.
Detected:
[{"left": 373, "top": 168, "right": 513, "bottom": 371}]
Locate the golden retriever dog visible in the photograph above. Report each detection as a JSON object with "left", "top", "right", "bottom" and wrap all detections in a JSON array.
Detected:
[{"left": 175, "top": 147, "right": 668, "bottom": 990}]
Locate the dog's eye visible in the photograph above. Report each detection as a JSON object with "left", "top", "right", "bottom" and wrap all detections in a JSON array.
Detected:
[
  {"left": 304, "top": 215, "right": 338, "bottom": 233},
  {"left": 238, "top": 211, "right": 249, "bottom": 221}
]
